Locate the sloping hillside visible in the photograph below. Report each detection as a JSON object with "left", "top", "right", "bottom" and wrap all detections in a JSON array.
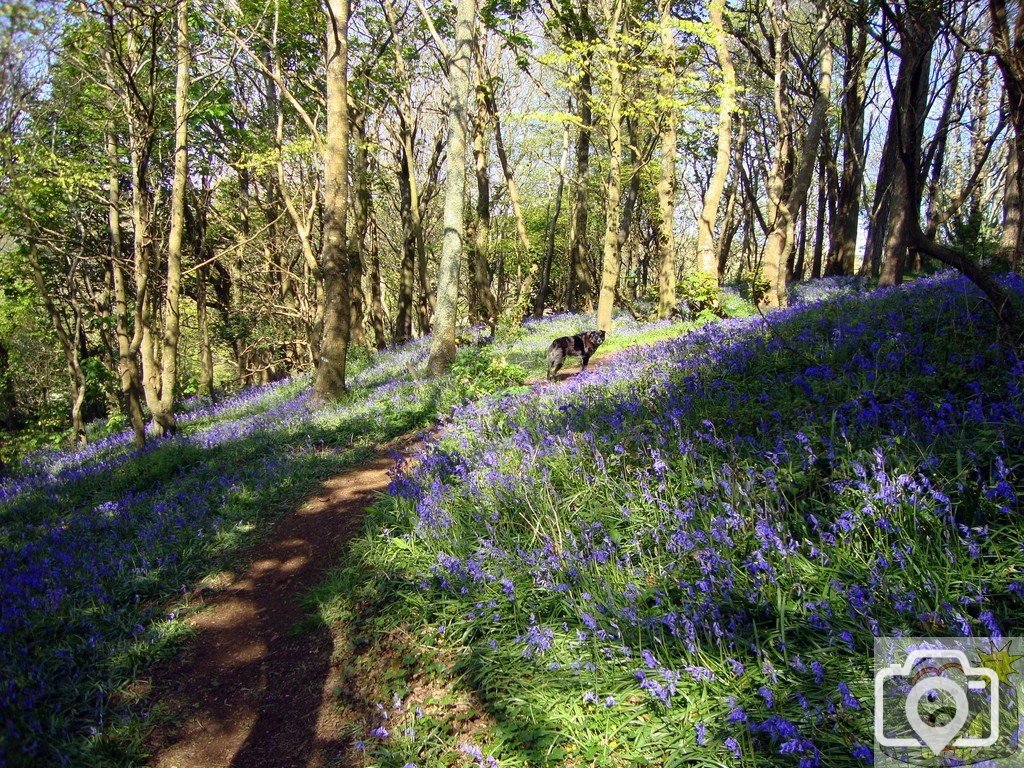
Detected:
[{"left": 318, "top": 273, "right": 1024, "bottom": 767}]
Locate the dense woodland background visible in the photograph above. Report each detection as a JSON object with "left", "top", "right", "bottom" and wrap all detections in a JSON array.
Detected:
[{"left": 0, "top": 0, "right": 1019, "bottom": 459}]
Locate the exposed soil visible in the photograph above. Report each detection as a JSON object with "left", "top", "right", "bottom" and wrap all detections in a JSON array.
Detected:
[
  {"left": 144, "top": 357, "right": 613, "bottom": 768},
  {"left": 145, "top": 436, "right": 421, "bottom": 768}
]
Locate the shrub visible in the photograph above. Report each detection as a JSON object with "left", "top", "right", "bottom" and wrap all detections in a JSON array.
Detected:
[
  {"left": 677, "top": 270, "right": 724, "bottom": 322},
  {"left": 438, "top": 345, "right": 528, "bottom": 413},
  {"left": 737, "top": 266, "right": 771, "bottom": 305}
]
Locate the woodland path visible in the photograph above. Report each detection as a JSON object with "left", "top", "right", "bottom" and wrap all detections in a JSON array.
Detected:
[
  {"left": 145, "top": 355, "right": 611, "bottom": 768},
  {"left": 145, "top": 437, "right": 419, "bottom": 768}
]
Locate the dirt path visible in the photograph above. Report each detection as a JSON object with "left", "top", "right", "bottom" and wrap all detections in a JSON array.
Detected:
[
  {"left": 144, "top": 357, "right": 613, "bottom": 768},
  {"left": 146, "top": 436, "right": 421, "bottom": 768}
]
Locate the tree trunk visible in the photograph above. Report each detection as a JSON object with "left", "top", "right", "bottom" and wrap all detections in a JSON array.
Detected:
[
  {"left": 761, "top": 0, "right": 793, "bottom": 308},
  {"left": 616, "top": 119, "right": 647, "bottom": 257},
  {"left": 811, "top": 143, "right": 827, "bottom": 279},
  {"left": 990, "top": 0, "right": 1024, "bottom": 270},
  {"left": 566, "top": 61, "right": 595, "bottom": 311},
  {"left": 656, "top": 0, "right": 678, "bottom": 317},
  {"left": 877, "top": 2, "right": 937, "bottom": 287},
  {"left": 695, "top": 0, "right": 735, "bottom": 284},
  {"left": 416, "top": 222, "right": 431, "bottom": 336},
  {"left": 152, "top": 0, "right": 190, "bottom": 437},
  {"left": 314, "top": 0, "right": 351, "bottom": 399},
  {"left": 198, "top": 265, "right": 215, "bottom": 400},
  {"left": 103, "top": 109, "right": 146, "bottom": 448},
  {"left": 368, "top": 205, "right": 388, "bottom": 349},
  {"left": 793, "top": 194, "right": 808, "bottom": 282},
  {"left": 394, "top": 140, "right": 417, "bottom": 343},
  {"left": 536, "top": 119, "right": 570, "bottom": 317},
  {"left": 825, "top": 15, "right": 866, "bottom": 277},
  {"left": 28, "top": 249, "right": 87, "bottom": 445},
  {"left": 478, "top": 51, "right": 536, "bottom": 315},
  {"left": 0, "top": 339, "right": 15, "bottom": 431},
  {"left": 427, "top": 0, "right": 475, "bottom": 375},
  {"left": 897, "top": 5, "right": 1023, "bottom": 339},
  {"left": 132, "top": 139, "right": 159, "bottom": 424},
  {"left": 348, "top": 109, "right": 370, "bottom": 348},
  {"left": 470, "top": 95, "right": 498, "bottom": 328},
  {"left": 864, "top": 131, "right": 897, "bottom": 277},
  {"left": 596, "top": 0, "right": 624, "bottom": 332},
  {"left": 761, "top": 0, "right": 831, "bottom": 307},
  {"left": 922, "top": 32, "right": 966, "bottom": 240},
  {"left": 1002, "top": 142, "right": 1023, "bottom": 269}
]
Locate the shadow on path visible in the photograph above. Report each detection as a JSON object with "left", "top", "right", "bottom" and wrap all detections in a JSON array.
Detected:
[{"left": 148, "top": 442, "right": 417, "bottom": 768}]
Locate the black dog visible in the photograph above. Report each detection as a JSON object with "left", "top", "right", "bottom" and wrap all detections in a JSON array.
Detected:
[{"left": 547, "top": 330, "right": 606, "bottom": 380}]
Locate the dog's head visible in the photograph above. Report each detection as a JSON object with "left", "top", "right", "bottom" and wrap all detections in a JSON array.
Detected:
[{"left": 586, "top": 330, "right": 606, "bottom": 348}]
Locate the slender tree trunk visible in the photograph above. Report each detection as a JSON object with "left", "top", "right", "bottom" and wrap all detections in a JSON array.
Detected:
[
  {"left": 100, "top": 0, "right": 158, "bottom": 426},
  {"left": 28, "top": 249, "right": 87, "bottom": 445},
  {"left": 152, "top": 0, "right": 190, "bottom": 437},
  {"left": 826, "top": 16, "right": 866, "bottom": 276},
  {"left": 428, "top": 0, "right": 475, "bottom": 374},
  {"left": 198, "top": 265, "right": 215, "bottom": 400},
  {"left": 922, "top": 35, "right": 966, "bottom": 240},
  {"left": 132, "top": 134, "right": 160, "bottom": 420},
  {"left": 348, "top": 109, "right": 370, "bottom": 348},
  {"left": 416, "top": 222, "right": 431, "bottom": 335},
  {"left": 536, "top": 119, "right": 570, "bottom": 317},
  {"left": 1002, "top": 143, "right": 1023, "bottom": 268},
  {"left": 695, "top": 0, "right": 735, "bottom": 284},
  {"left": 394, "top": 141, "right": 416, "bottom": 343},
  {"left": 761, "top": 0, "right": 793, "bottom": 308},
  {"left": 470, "top": 96, "right": 498, "bottom": 328},
  {"left": 314, "top": 0, "right": 351, "bottom": 398},
  {"left": 717, "top": 117, "right": 747, "bottom": 279},
  {"left": 596, "top": 0, "right": 624, "bottom": 332},
  {"left": 762, "top": 0, "right": 831, "bottom": 307},
  {"left": 616, "top": 119, "right": 647, "bottom": 256},
  {"left": 230, "top": 167, "right": 252, "bottom": 380},
  {"left": 864, "top": 130, "right": 897, "bottom": 277},
  {"left": 479, "top": 53, "right": 536, "bottom": 313},
  {"left": 103, "top": 115, "right": 146, "bottom": 448},
  {"left": 793, "top": 196, "right": 809, "bottom": 281},
  {"left": 368, "top": 206, "right": 388, "bottom": 349},
  {"left": 717, "top": 182, "right": 740, "bottom": 279},
  {"left": 810, "top": 157, "right": 827, "bottom": 279},
  {"left": 567, "top": 61, "right": 594, "bottom": 311},
  {"left": 0, "top": 339, "right": 15, "bottom": 431},
  {"left": 968, "top": 57, "right": 993, "bottom": 214},
  {"left": 656, "top": 0, "right": 678, "bottom": 317},
  {"left": 899, "top": 3, "right": 1023, "bottom": 338}
]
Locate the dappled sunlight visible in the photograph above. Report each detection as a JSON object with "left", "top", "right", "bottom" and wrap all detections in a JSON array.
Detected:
[{"left": 150, "top": 451, "right": 405, "bottom": 768}]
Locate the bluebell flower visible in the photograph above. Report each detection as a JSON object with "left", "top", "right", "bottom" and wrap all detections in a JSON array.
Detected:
[{"left": 725, "top": 736, "right": 741, "bottom": 757}]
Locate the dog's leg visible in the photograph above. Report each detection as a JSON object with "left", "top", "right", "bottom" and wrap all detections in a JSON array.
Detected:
[
  {"left": 549, "top": 353, "right": 565, "bottom": 380},
  {"left": 581, "top": 353, "right": 591, "bottom": 371}
]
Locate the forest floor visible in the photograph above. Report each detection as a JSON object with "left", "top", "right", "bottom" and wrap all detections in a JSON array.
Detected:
[{"left": 143, "top": 356, "right": 612, "bottom": 768}]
